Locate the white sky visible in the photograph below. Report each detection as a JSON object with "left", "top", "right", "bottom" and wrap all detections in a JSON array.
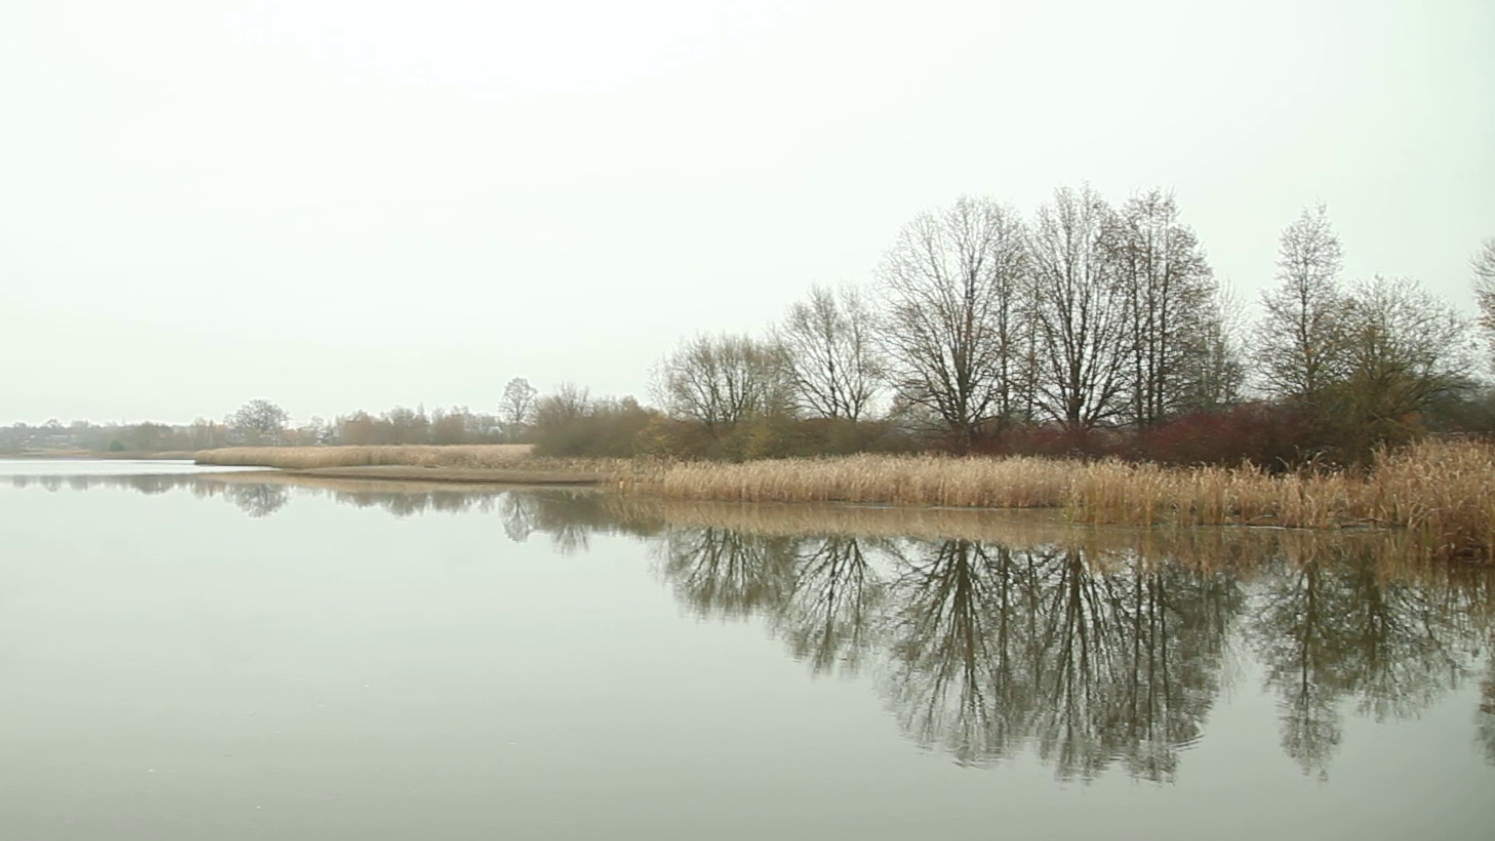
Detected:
[{"left": 3, "top": 0, "right": 1492, "bottom": 425}]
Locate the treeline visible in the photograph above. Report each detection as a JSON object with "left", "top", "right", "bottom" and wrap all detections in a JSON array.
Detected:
[
  {"left": 0, "top": 399, "right": 524, "bottom": 454},
  {"left": 0, "top": 419, "right": 204, "bottom": 454},
  {"left": 529, "top": 189, "right": 1495, "bottom": 465},
  {"left": 10, "top": 188, "right": 1493, "bottom": 466}
]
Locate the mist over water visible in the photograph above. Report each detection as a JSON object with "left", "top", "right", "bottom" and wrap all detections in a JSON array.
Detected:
[{"left": 2, "top": 462, "right": 1492, "bottom": 839}]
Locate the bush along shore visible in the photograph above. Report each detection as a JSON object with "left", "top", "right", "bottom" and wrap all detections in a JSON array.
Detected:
[{"left": 192, "top": 439, "right": 1495, "bottom": 560}]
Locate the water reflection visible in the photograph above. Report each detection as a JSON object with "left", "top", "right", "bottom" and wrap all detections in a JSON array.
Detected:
[
  {"left": 223, "top": 483, "right": 292, "bottom": 518},
  {"left": 10, "top": 471, "right": 1494, "bottom": 781},
  {"left": 870, "top": 540, "right": 1238, "bottom": 781},
  {"left": 646, "top": 524, "right": 1491, "bottom": 782},
  {"left": 778, "top": 536, "right": 887, "bottom": 676},
  {"left": 1481, "top": 659, "right": 1495, "bottom": 764},
  {"left": 1246, "top": 546, "right": 1479, "bottom": 777}
]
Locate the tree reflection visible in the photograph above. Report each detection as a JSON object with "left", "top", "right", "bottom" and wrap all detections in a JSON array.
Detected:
[
  {"left": 1105, "top": 559, "right": 1239, "bottom": 781},
  {"left": 223, "top": 483, "right": 291, "bottom": 518},
  {"left": 1246, "top": 545, "right": 1480, "bottom": 777},
  {"left": 876, "top": 540, "right": 1239, "bottom": 780},
  {"left": 1477, "top": 654, "right": 1495, "bottom": 765},
  {"left": 881, "top": 540, "right": 1039, "bottom": 767},
  {"left": 496, "top": 490, "right": 651, "bottom": 554},
  {"left": 644, "top": 524, "right": 1495, "bottom": 782},
  {"left": 657, "top": 528, "right": 799, "bottom": 620},
  {"left": 773, "top": 536, "right": 887, "bottom": 677}
]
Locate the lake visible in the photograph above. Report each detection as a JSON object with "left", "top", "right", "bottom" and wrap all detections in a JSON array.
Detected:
[{"left": 2, "top": 460, "right": 1492, "bottom": 840}]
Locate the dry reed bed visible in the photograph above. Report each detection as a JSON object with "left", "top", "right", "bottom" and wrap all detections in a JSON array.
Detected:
[
  {"left": 635, "top": 440, "right": 1495, "bottom": 558},
  {"left": 642, "top": 454, "right": 1073, "bottom": 508},
  {"left": 191, "top": 441, "right": 1495, "bottom": 557},
  {"left": 196, "top": 444, "right": 534, "bottom": 470}
]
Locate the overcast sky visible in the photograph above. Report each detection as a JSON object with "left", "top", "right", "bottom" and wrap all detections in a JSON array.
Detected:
[{"left": 3, "top": 0, "right": 1491, "bottom": 425}]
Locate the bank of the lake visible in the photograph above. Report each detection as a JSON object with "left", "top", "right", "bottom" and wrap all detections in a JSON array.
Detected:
[{"left": 191, "top": 440, "right": 1495, "bottom": 559}]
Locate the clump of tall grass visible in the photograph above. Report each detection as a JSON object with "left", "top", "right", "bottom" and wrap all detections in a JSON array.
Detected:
[
  {"left": 1068, "top": 439, "right": 1495, "bottom": 556},
  {"left": 1365, "top": 439, "right": 1495, "bottom": 558},
  {"left": 195, "top": 444, "right": 534, "bottom": 470}
]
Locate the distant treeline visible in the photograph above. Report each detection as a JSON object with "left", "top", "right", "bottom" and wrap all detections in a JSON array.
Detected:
[
  {"left": 0, "top": 403, "right": 515, "bottom": 454},
  {"left": 8, "top": 187, "right": 1494, "bottom": 466}
]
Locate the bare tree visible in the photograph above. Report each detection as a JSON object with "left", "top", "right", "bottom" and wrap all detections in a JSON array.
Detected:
[
  {"left": 655, "top": 333, "right": 788, "bottom": 437},
  {"left": 877, "top": 196, "right": 1030, "bottom": 445},
  {"left": 1257, "top": 204, "right": 1347, "bottom": 403},
  {"left": 1175, "top": 285, "right": 1246, "bottom": 412},
  {"left": 1330, "top": 276, "right": 1475, "bottom": 450},
  {"left": 229, "top": 399, "right": 288, "bottom": 444},
  {"left": 775, "top": 284, "right": 884, "bottom": 421},
  {"left": 1029, "top": 185, "right": 1130, "bottom": 427},
  {"left": 534, "top": 382, "right": 591, "bottom": 428},
  {"left": 1473, "top": 237, "right": 1495, "bottom": 368},
  {"left": 499, "top": 377, "right": 538, "bottom": 442},
  {"left": 1110, "top": 190, "right": 1217, "bottom": 425}
]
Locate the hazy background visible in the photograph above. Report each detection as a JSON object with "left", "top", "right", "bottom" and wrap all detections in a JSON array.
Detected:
[{"left": 3, "top": 0, "right": 1491, "bottom": 425}]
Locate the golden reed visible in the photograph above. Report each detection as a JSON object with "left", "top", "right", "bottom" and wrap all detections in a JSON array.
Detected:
[{"left": 628, "top": 440, "right": 1495, "bottom": 558}]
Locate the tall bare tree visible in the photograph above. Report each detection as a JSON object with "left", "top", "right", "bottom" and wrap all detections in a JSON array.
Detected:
[
  {"left": 1175, "top": 287, "right": 1246, "bottom": 412},
  {"left": 776, "top": 284, "right": 884, "bottom": 422},
  {"left": 1257, "top": 204, "right": 1347, "bottom": 403},
  {"left": 1110, "top": 190, "right": 1217, "bottom": 425},
  {"left": 655, "top": 333, "right": 788, "bottom": 437},
  {"left": 1029, "top": 185, "right": 1130, "bottom": 427},
  {"left": 877, "top": 196, "right": 1030, "bottom": 445},
  {"left": 1472, "top": 237, "right": 1495, "bottom": 368},
  {"left": 499, "top": 377, "right": 538, "bottom": 442}
]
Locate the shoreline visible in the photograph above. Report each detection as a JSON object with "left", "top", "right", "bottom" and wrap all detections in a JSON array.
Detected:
[
  {"left": 5, "top": 444, "right": 1491, "bottom": 559},
  {"left": 278, "top": 465, "right": 609, "bottom": 485}
]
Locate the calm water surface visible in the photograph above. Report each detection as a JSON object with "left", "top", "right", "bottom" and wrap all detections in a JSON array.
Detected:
[{"left": 1, "top": 461, "right": 1492, "bottom": 840}]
